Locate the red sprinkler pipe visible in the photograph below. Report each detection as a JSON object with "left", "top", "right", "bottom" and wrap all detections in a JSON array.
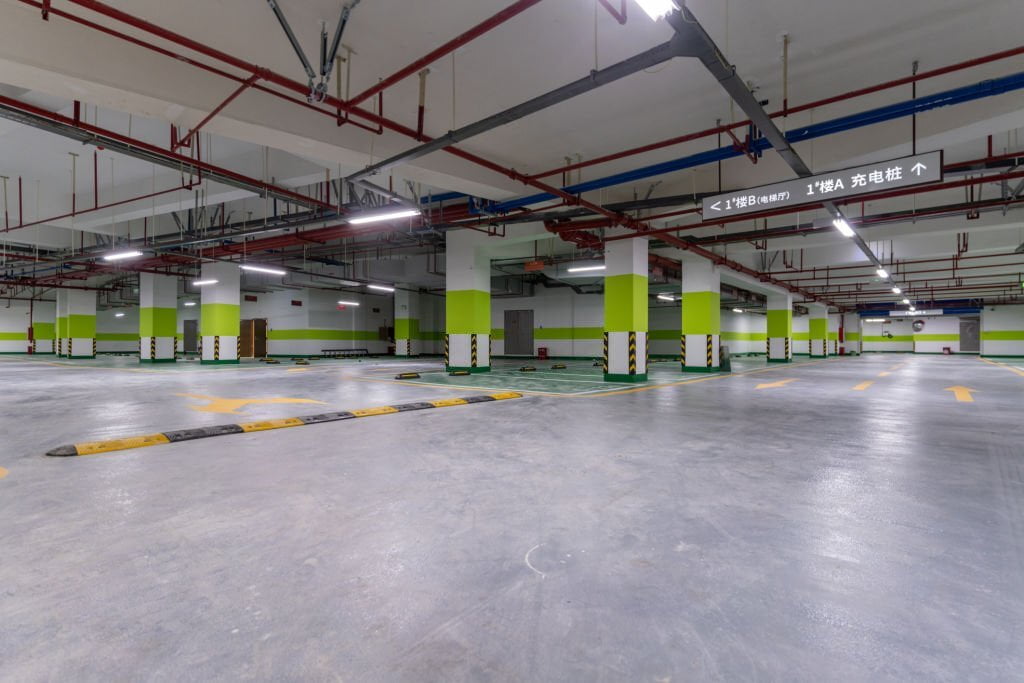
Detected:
[{"left": 173, "top": 73, "right": 260, "bottom": 150}]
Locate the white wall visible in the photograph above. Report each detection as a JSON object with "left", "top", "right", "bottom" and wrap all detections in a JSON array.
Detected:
[
  {"left": 912, "top": 316, "right": 962, "bottom": 353},
  {"left": 97, "top": 307, "right": 139, "bottom": 353},
  {"left": 418, "top": 293, "right": 445, "bottom": 355},
  {"left": 721, "top": 310, "right": 767, "bottom": 355},
  {"left": 0, "top": 302, "right": 30, "bottom": 353},
  {"left": 491, "top": 287, "right": 603, "bottom": 358},
  {"left": 793, "top": 315, "right": 809, "bottom": 355},
  {"left": 982, "top": 305, "right": 1024, "bottom": 357},
  {"left": 862, "top": 319, "right": 914, "bottom": 352}
]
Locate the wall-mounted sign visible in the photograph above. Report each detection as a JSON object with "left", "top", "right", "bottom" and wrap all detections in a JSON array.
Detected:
[
  {"left": 701, "top": 151, "right": 943, "bottom": 219},
  {"left": 888, "top": 309, "right": 943, "bottom": 317}
]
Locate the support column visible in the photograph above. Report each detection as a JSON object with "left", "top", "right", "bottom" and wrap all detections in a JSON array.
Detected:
[
  {"left": 139, "top": 273, "right": 178, "bottom": 363},
  {"left": 680, "top": 258, "right": 720, "bottom": 372},
  {"left": 55, "top": 290, "right": 67, "bottom": 357},
  {"left": 66, "top": 289, "right": 96, "bottom": 358},
  {"left": 808, "top": 303, "right": 829, "bottom": 358},
  {"left": 842, "top": 312, "right": 862, "bottom": 355},
  {"left": 766, "top": 293, "right": 793, "bottom": 362},
  {"left": 394, "top": 285, "right": 420, "bottom": 357},
  {"left": 603, "top": 238, "right": 648, "bottom": 382},
  {"left": 200, "top": 262, "right": 240, "bottom": 364},
  {"left": 445, "top": 231, "right": 490, "bottom": 372},
  {"left": 31, "top": 301, "right": 56, "bottom": 354}
]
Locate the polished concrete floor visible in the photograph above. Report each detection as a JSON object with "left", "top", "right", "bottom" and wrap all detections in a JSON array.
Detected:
[{"left": 1, "top": 353, "right": 1023, "bottom": 681}]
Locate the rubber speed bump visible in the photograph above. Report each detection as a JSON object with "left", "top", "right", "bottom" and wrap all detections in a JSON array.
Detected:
[
  {"left": 449, "top": 370, "right": 470, "bottom": 376},
  {"left": 519, "top": 366, "right": 537, "bottom": 372},
  {"left": 551, "top": 363, "right": 567, "bottom": 369},
  {"left": 395, "top": 372, "right": 421, "bottom": 379},
  {"left": 45, "top": 392, "right": 522, "bottom": 457}
]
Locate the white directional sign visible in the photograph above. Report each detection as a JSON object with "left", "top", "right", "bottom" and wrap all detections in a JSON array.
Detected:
[{"left": 701, "top": 151, "right": 943, "bottom": 219}]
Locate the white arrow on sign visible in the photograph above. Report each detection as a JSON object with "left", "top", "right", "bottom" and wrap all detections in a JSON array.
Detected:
[
  {"left": 709, "top": 201, "right": 721, "bottom": 211},
  {"left": 911, "top": 162, "right": 927, "bottom": 176}
]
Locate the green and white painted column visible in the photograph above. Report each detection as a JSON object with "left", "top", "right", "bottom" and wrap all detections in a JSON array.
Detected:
[
  {"left": 603, "top": 237, "right": 648, "bottom": 382},
  {"left": 66, "top": 289, "right": 97, "bottom": 358},
  {"left": 394, "top": 285, "right": 420, "bottom": 357},
  {"left": 31, "top": 301, "right": 56, "bottom": 354},
  {"left": 808, "top": 303, "right": 829, "bottom": 358},
  {"left": 767, "top": 292, "right": 793, "bottom": 362},
  {"left": 139, "top": 273, "right": 177, "bottom": 363},
  {"left": 445, "top": 230, "right": 490, "bottom": 372},
  {"left": 681, "top": 257, "right": 720, "bottom": 372},
  {"left": 200, "top": 262, "right": 240, "bottom": 364},
  {"left": 55, "top": 290, "right": 68, "bottom": 357}
]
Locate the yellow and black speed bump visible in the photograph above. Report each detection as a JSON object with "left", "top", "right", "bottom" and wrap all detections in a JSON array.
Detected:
[
  {"left": 449, "top": 370, "right": 470, "bottom": 376},
  {"left": 395, "top": 372, "right": 421, "bottom": 379},
  {"left": 295, "top": 359, "right": 310, "bottom": 365},
  {"left": 519, "top": 366, "right": 536, "bottom": 372},
  {"left": 45, "top": 392, "right": 523, "bottom": 457},
  {"left": 551, "top": 363, "right": 567, "bottom": 369}
]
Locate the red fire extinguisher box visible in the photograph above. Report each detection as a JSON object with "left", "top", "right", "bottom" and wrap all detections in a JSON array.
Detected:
[{"left": 537, "top": 347, "right": 548, "bottom": 360}]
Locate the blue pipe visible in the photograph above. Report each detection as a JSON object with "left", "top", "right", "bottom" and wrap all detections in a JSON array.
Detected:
[{"left": 431, "top": 69, "right": 1024, "bottom": 213}]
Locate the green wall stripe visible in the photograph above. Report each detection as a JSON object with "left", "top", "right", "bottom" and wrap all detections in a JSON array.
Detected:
[
  {"left": 68, "top": 314, "right": 96, "bottom": 338},
  {"left": 680, "top": 291, "right": 720, "bottom": 335},
  {"left": 446, "top": 289, "right": 490, "bottom": 335},
  {"left": 792, "top": 332, "right": 810, "bottom": 341},
  {"left": 0, "top": 332, "right": 28, "bottom": 340},
  {"left": 267, "top": 329, "right": 381, "bottom": 341},
  {"left": 604, "top": 274, "right": 647, "bottom": 332},
  {"left": 140, "top": 307, "right": 176, "bottom": 337},
  {"left": 846, "top": 332, "right": 861, "bottom": 341},
  {"left": 827, "top": 331, "right": 839, "bottom": 341},
  {"left": 721, "top": 331, "right": 768, "bottom": 341},
  {"left": 201, "top": 303, "right": 240, "bottom": 337},
  {"left": 913, "top": 334, "right": 959, "bottom": 342},
  {"left": 863, "top": 335, "right": 914, "bottom": 342},
  {"left": 981, "top": 330, "right": 1024, "bottom": 341},
  {"left": 534, "top": 327, "right": 604, "bottom": 340},
  {"left": 96, "top": 333, "right": 139, "bottom": 341}
]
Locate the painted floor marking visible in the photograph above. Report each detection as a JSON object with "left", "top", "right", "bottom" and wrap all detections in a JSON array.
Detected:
[
  {"left": 945, "top": 385, "right": 977, "bottom": 403},
  {"left": 878, "top": 371, "right": 891, "bottom": 377},
  {"left": 980, "top": 357, "right": 1024, "bottom": 377},
  {"left": 853, "top": 381, "right": 874, "bottom": 391},
  {"left": 176, "top": 393, "right": 327, "bottom": 414},
  {"left": 0, "top": 466, "right": 8, "bottom": 480},
  {"left": 755, "top": 378, "right": 797, "bottom": 389}
]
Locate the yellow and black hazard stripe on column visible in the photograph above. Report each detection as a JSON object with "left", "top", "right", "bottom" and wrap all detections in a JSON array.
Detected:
[
  {"left": 237, "top": 335, "right": 242, "bottom": 360},
  {"left": 706, "top": 334, "right": 713, "bottom": 368},
  {"left": 602, "top": 332, "right": 609, "bottom": 373},
  {"left": 214, "top": 335, "right": 221, "bottom": 361},
  {"left": 645, "top": 333, "right": 649, "bottom": 370},
  {"left": 680, "top": 335, "right": 686, "bottom": 366},
  {"left": 628, "top": 331, "right": 637, "bottom": 375},
  {"left": 92, "top": 338, "right": 97, "bottom": 357},
  {"left": 45, "top": 392, "right": 524, "bottom": 457},
  {"left": 470, "top": 333, "right": 478, "bottom": 368},
  {"left": 444, "top": 334, "right": 450, "bottom": 367},
  {"left": 785, "top": 337, "right": 790, "bottom": 358},
  {"left": 149, "top": 336, "right": 156, "bottom": 360}
]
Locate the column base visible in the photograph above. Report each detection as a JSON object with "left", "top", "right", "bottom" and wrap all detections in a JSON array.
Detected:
[
  {"left": 68, "top": 355, "right": 96, "bottom": 359},
  {"left": 604, "top": 373, "right": 648, "bottom": 383},
  {"left": 810, "top": 354, "right": 829, "bottom": 358},
  {"left": 767, "top": 358, "right": 793, "bottom": 363},
  {"left": 681, "top": 365, "right": 719, "bottom": 373},
  {"left": 201, "top": 359, "right": 240, "bottom": 365},
  {"left": 446, "top": 365, "right": 490, "bottom": 373},
  {"left": 139, "top": 358, "right": 177, "bottom": 363}
]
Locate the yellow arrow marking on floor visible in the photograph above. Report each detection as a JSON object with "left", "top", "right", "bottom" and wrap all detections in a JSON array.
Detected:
[
  {"left": 944, "top": 386, "right": 977, "bottom": 403},
  {"left": 756, "top": 378, "right": 798, "bottom": 389},
  {"left": 0, "top": 467, "right": 8, "bottom": 480},
  {"left": 176, "top": 393, "right": 327, "bottom": 414},
  {"left": 853, "top": 381, "right": 874, "bottom": 391}
]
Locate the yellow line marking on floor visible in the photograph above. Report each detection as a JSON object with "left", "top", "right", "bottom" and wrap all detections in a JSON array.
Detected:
[
  {"left": 853, "top": 381, "right": 874, "bottom": 391},
  {"left": 878, "top": 371, "right": 891, "bottom": 377},
  {"left": 0, "top": 466, "right": 8, "bottom": 479},
  {"left": 944, "top": 385, "right": 977, "bottom": 403},
  {"left": 886, "top": 363, "right": 906, "bottom": 371},
  {"left": 980, "top": 357, "right": 1024, "bottom": 377},
  {"left": 286, "top": 367, "right": 310, "bottom": 373},
  {"left": 756, "top": 378, "right": 797, "bottom": 389},
  {"left": 176, "top": 393, "right": 327, "bottom": 414}
]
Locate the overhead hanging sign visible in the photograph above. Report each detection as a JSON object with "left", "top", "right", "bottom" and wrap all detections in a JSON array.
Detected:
[{"left": 701, "top": 151, "right": 943, "bottom": 219}]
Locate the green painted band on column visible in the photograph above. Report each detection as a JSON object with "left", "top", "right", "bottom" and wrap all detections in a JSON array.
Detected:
[
  {"left": 200, "top": 303, "right": 241, "bottom": 337},
  {"left": 827, "top": 331, "right": 839, "bottom": 341},
  {"left": 140, "top": 307, "right": 177, "bottom": 337},
  {"left": 395, "top": 317, "right": 420, "bottom": 340},
  {"left": 981, "top": 330, "right": 1024, "bottom": 340},
  {"left": 604, "top": 274, "right": 647, "bottom": 332},
  {"left": 721, "top": 332, "right": 767, "bottom": 341},
  {"left": 56, "top": 316, "right": 67, "bottom": 338},
  {"left": 96, "top": 333, "right": 139, "bottom": 341},
  {"left": 68, "top": 314, "right": 96, "bottom": 338},
  {"left": 446, "top": 289, "right": 490, "bottom": 335},
  {"left": 809, "top": 318, "right": 828, "bottom": 339},
  {"left": 267, "top": 329, "right": 380, "bottom": 341},
  {"left": 0, "top": 332, "right": 28, "bottom": 340},
  {"left": 766, "top": 309, "right": 793, "bottom": 338},
  {"left": 680, "top": 291, "right": 720, "bottom": 335},
  {"left": 793, "top": 332, "right": 810, "bottom": 341},
  {"left": 33, "top": 322, "right": 55, "bottom": 340},
  {"left": 846, "top": 332, "right": 861, "bottom": 341}
]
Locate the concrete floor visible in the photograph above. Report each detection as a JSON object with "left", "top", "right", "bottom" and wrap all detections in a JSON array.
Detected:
[{"left": 1, "top": 353, "right": 1023, "bottom": 681}]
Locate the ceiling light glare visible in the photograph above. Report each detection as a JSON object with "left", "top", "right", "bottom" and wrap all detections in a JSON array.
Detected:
[
  {"left": 902, "top": 298, "right": 910, "bottom": 305},
  {"left": 347, "top": 208, "right": 421, "bottom": 225},
  {"left": 183, "top": 302, "right": 197, "bottom": 307},
  {"left": 367, "top": 284, "right": 395, "bottom": 292},
  {"left": 833, "top": 218, "right": 855, "bottom": 237},
  {"left": 102, "top": 249, "right": 143, "bottom": 262},
  {"left": 909, "top": 306, "right": 917, "bottom": 312},
  {"left": 193, "top": 279, "right": 219, "bottom": 286},
  {"left": 114, "top": 312, "right": 125, "bottom": 318},
  {"left": 566, "top": 264, "right": 606, "bottom": 273},
  {"left": 337, "top": 300, "right": 360, "bottom": 307},
  {"left": 657, "top": 293, "right": 675, "bottom": 302},
  {"left": 635, "top": 0, "right": 676, "bottom": 20},
  {"left": 891, "top": 286, "right": 901, "bottom": 294},
  {"left": 864, "top": 318, "right": 887, "bottom": 323},
  {"left": 239, "top": 264, "right": 287, "bottom": 276},
  {"left": 876, "top": 268, "right": 889, "bottom": 279},
  {"left": 732, "top": 308, "right": 744, "bottom": 313}
]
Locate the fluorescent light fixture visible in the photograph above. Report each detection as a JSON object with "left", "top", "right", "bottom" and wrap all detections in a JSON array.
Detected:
[
  {"left": 635, "top": 0, "right": 676, "bottom": 20},
  {"left": 566, "top": 264, "right": 606, "bottom": 273},
  {"left": 909, "top": 306, "right": 917, "bottom": 312},
  {"left": 239, "top": 264, "right": 287, "bottom": 276},
  {"left": 347, "top": 208, "right": 421, "bottom": 225},
  {"left": 114, "top": 312, "right": 125, "bottom": 318},
  {"left": 367, "top": 284, "right": 395, "bottom": 292},
  {"left": 193, "top": 279, "right": 218, "bottom": 286},
  {"left": 732, "top": 308, "right": 744, "bottom": 313},
  {"left": 864, "top": 318, "right": 887, "bottom": 323},
  {"left": 657, "top": 293, "right": 675, "bottom": 302},
  {"left": 833, "top": 218, "right": 855, "bottom": 237},
  {"left": 183, "top": 301, "right": 197, "bottom": 307},
  {"left": 891, "top": 286, "right": 901, "bottom": 294},
  {"left": 337, "top": 300, "right": 360, "bottom": 307},
  {"left": 876, "top": 268, "right": 889, "bottom": 278},
  {"left": 337, "top": 279, "right": 360, "bottom": 287},
  {"left": 102, "top": 249, "right": 143, "bottom": 262},
  {"left": 902, "top": 298, "right": 910, "bottom": 305}
]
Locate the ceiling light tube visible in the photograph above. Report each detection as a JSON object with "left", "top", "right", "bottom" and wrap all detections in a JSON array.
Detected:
[
  {"left": 183, "top": 302, "right": 197, "bottom": 307},
  {"left": 566, "top": 264, "right": 606, "bottom": 273},
  {"left": 876, "top": 268, "right": 889, "bottom": 279},
  {"left": 732, "top": 308, "right": 743, "bottom": 313},
  {"left": 367, "top": 284, "right": 395, "bottom": 292},
  {"left": 891, "top": 286, "right": 901, "bottom": 294},
  {"left": 902, "top": 298, "right": 910, "bottom": 305},
  {"left": 833, "top": 218, "right": 855, "bottom": 237},
  {"left": 909, "top": 306, "right": 917, "bottom": 312},
  {"left": 864, "top": 318, "right": 887, "bottom": 323},
  {"left": 114, "top": 312, "right": 125, "bottom": 318},
  {"left": 337, "top": 300, "right": 361, "bottom": 307},
  {"left": 347, "top": 208, "right": 421, "bottom": 225},
  {"left": 193, "top": 279, "right": 219, "bottom": 286},
  {"left": 102, "top": 249, "right": 143, "bottom": 262},
  {"left": 240, "top": 264, "right": 287, "bottom": 276},
  {"left": 656, "top": 293, "right": 675, "bottom": 302}
]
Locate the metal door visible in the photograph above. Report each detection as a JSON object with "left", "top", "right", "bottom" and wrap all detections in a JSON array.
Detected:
[
  {"left": 959, "top": 317, "right": 980, "bottom": 353},
  {"left": 503, "top": 309, "right": 534, "bottom": 355},
  {"left": 253, "top": 319, "right": 268, "bottom": 358},
  {"left": 183, "top": 319, "right": 198, "bottom": 354},
  {"left": 239, "top": 319, "right": 254, "bottom": 358}
]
